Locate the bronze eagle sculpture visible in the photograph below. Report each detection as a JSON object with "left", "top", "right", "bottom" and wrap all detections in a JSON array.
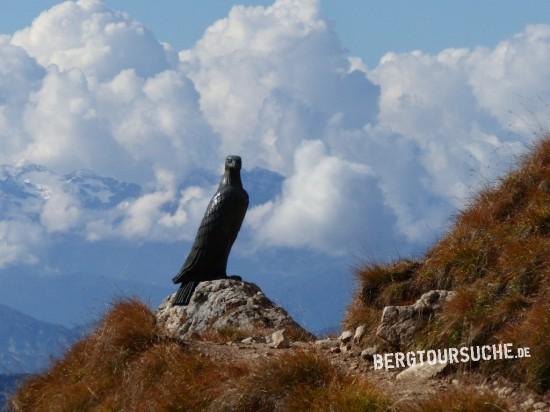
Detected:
[{"left": 171, "top": 155, "right": 249, "bottom": 305}]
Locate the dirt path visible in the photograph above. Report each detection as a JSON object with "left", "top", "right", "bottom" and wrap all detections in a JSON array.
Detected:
[{"left": 184, "top": 339, "right": 550, "bottom": 411}]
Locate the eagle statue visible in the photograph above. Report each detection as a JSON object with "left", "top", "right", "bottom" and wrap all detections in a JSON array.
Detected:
[{"left": 171, "top": 155, "right": 249, "bottom": 306}]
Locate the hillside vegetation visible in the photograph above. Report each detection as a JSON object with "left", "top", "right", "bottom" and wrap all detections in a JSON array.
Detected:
[
  {"left": 345, "top": 137, "right": 550, "bottom": 393},
  {"left": 9, "top": 300, "right": 511, "bottom": 411}
]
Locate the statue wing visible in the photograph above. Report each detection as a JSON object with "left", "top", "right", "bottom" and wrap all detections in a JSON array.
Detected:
[{"left": 172, "top": 189, "right": 230, "bottom": 283}]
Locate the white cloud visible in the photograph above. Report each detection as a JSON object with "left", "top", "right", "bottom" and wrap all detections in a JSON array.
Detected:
[
  {"left": 11, "top": 0, "right": 172, "bottom": 81},
  {"left": 1, "top": 0, "right": 550, "bottom": 268},
  {"left": 0, "top": 220, "right": 43, "bottom": 268},
  {"left": 249, "top": 140, "right": 398, "bottom": 255},
  {"left": 181, "top": 0, "right": 379, "bottom": 173},
  {"left": 84, "top": 170, "right": 212, "bottom": 242},
  {"left": 1, "top": 1, "right": 220, "bottom": 185},
  {"left": 39, "top": 183, "right": 81, "bottom": 233},
  {"left": 467, "top": 25, "right": 550, "bottom": 136}
]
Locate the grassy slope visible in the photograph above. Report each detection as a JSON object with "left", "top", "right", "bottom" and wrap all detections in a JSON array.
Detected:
[
  {"left": 8, "top": 299, "right": 510, "bottom": 412},
  {"left": 345, "top": 137, "right": 550, "bottom": 393}
]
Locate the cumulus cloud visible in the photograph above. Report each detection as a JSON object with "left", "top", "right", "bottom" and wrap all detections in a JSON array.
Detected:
[
  {"left": 248, "top": 140, "right": 398, "bottom": 255},
  {"left": 0, "top": 220, "right": 43, "bottom": 268},
  {"left": 1, "top": 0, "right": 220, "bottom": 184},
  {"left": 181, "top": 0, "right": 380, "bottom": 173},
  {"left": 1, "top": 0, "right": 550, "bottom": 268},
  {"left": 11, "top": 0, "right": 172, "bottom": 81},
  {"left": 85, "top": 170, "right": 212, "bottom": 242}
]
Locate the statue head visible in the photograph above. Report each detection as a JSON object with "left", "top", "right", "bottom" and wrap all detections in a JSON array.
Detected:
[{"left": 225, "top": 155, "right": 242, "bottom": 171}]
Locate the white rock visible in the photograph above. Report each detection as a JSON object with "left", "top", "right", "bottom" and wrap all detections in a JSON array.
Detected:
[
  {"left": 340, "top": 343, "right": 351, "bottom": 353},
  {"left": 523, "top": 397, "right": 535, "bottom": 407},
  {"left": 360, "top": 346, "right": 377, "bottom": 360},
  {"left": 353, "top": 325, "right": 366, "bottom": 343},
  {"left": 270, "top": 329, "right": 289, "bottom": 349},
  {"left": 314, "top": 338, "right": 338, "bottom": 348},
  {"left": 533, "top": 402, "right": 547, "bottom": 410},
  {"left": 339, "top": 330, "right": 354, "bottom": 343},
  {"left": 376, "top": 290, "right": 456, "bottom": 348},
  {"left": 396, "top": 361, "right": 448, "bottom": 381},
  {"left": 156, "top": 279, "right": 313, "bottom": 341},
  {"left": 241, "top": 337, "right": 254, "bottom": 344}
]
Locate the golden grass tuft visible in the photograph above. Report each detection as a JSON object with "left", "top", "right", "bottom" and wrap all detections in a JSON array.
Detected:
[
  {"left": 219, "top": 350, "right": 392, "bottom": 412},
  {"left": 402, "top": 388, "right": 510, "bottom": 412},
  {"left": 343, "top": 259, "right": 419, "bottom": 333}
]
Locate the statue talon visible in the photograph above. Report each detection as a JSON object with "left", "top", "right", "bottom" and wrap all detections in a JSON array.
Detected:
[{"left": 171, "top": 155, "right": 249, "bottom": 306}]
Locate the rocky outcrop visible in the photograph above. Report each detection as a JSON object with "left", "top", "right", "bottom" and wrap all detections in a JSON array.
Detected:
[
  {"left": 376, "top": 290, "right": 456, "bottom": 348},
  {"left": 156, "top": 279, "right": 314, "bottom": 341}
]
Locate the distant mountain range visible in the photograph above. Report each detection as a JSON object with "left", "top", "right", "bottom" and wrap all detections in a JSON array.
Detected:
[
  {"left": 0, "top": 163, "right": 283, "bottom": 214},
  {"left": 0, "top": 163, "right": 143, "bottom": 213},
  {"left": 0, "top": 304, "right": 79, "bottom": 374}
]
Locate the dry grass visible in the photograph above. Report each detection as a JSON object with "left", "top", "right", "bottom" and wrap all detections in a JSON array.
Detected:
[
  {"left": 9, "top": 299, "right": 248, "bottom": 412},
  {"left": 345, "top": 136, "right": 550, "bottom": 392},
  {"left": 198, "top": 323, "right": 314, "bottom": 344},
  {"left": 9, "top": 299, "right": 527, "bottom": 411},
  {"left": 197, "top": 325, "right": 255, "bottom": 343},
  {"left": 218, "top": 350, "right": 393, "bottom": 412},
  {"left": 9, "top": 301, "right": 389, "bottom": 412},
  {"left": 344, "top": 260, "right": 419, "bottom": 336},
  {"left": 402, "top": 388, "right": 510, "bottom": 412}
]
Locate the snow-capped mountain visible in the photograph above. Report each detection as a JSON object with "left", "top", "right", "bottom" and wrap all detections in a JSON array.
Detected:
[
  {"left": 64, "top": 169, "right": 142, "bottom": 210},
  {"left": 0, "top": 304, "right": 79, "bottom": 374},
  {"left": 0, "top": 164, "right": 142, "bottom": 212},
  {"left": 0, "top": 163, "right": 284, "bottom": 213}
]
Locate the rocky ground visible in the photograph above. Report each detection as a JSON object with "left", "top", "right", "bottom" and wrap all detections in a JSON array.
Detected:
[
  {"left": 154, "top": 279, "right": 550, "bottom": 412},
  {"left": 175, "top": 335, "right": 549, "bottom": 411}
]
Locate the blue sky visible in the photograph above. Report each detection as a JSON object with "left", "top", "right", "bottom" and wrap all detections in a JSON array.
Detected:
[
  {"left": 3, "top": 1, "right": 550, "bottom": 66},
  {"left": 1, "top": 0, "right": 550, "bottom": 331}
]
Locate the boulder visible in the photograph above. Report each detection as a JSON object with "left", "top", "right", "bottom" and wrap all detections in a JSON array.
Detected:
[
  {"left": 396, "top": 361, "right": 448, "bottom": 381},
  {"left": 314, "top": 338, "right": 339, "bottom": 349},
  {"left": 270, "top": 329, "right": 289, "bottom": 349},
  {"left": 360, "top": 346, "right": 378, "bottom": 361},
  {"left": 339, "top": 330, "right": 354, "bottom": 343},
  {"left": 353, "top": 325, "right": 366, "bottom": 343},
  {"left": 156, "top": 279, "right": 314, "bottom": 341},
  {"left": 376, "top": 290, "right": 456, "bottom": 348}
]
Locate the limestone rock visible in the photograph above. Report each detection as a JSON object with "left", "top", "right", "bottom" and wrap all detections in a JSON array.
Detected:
[
  {"left": 532, "top": 401, "right": 547, "bottom": 410},
  {"left": 360, "top": 346, "right": 378, "bottom": 361},
  {"left": 396, "top": 361, "right": 448, "bottom": 381},
  {"left": 353, "top": 325, "right": 366, "bottom": 343},
  {"left": 270, "top": 329, "right": 289, "bottom": 349},
  {"left": 156, "top": 279, "right": 313, "bottom": 341},
  {"left": 314, "top": 338, "right": 339, "bottom": 349},
  {"left": 376, "top": 290, "right": 456, "bottom": 348},
  {"left": 339, "top": 330, "right": 353, "bottom": 343}
]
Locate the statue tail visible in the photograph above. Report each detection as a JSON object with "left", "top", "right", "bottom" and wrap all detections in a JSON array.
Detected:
[{"left": 172, "top": 280, "right": 199, "bottom": 306}]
